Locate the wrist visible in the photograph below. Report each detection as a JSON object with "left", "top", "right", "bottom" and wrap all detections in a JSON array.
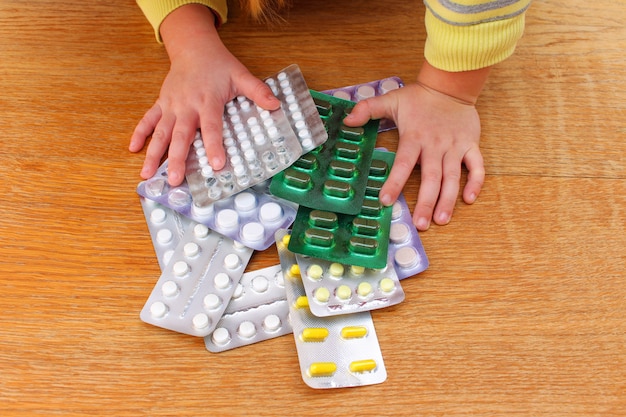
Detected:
[
  {"left": 417, "top": 61, "right": 491, "bottom": 105},
  {"left": 161, "top": 4, "right": 220, "bottom": 61}
]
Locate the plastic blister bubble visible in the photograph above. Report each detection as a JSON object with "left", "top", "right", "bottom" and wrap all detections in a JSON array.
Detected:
[
  {"left": 140, "top": 220, "right": 253, "bottom": 337},
  {"left": 321, "top": 76, "right": 404, "bottom": 132},
  {"left": 270, "top": 90, "right": 381, "bottom": 215},
  {"left": 139, "top": 197, "right": 192, "bottom": 270},
  {"left": 275, "top": 229, "right": 387, "bottom": 389},
  {"left": 264, "top": 64, "right": 328, "bottom": 153},
  {"left": 389, "top": 194, "right": 429, "bottom": 279},
  {"left": 295, "top": 253, "right": 405, "bottom": 317},
  {"left": 287, "top": 149, "right": 395, "bottom": 269},
  {"left": 137, "top": 161, "right": 298, "bottom": 251}
]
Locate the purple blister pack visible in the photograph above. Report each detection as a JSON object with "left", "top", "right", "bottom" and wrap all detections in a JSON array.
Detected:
[{"left": 389, "top": 194, "right": 429, "bottom": 279}]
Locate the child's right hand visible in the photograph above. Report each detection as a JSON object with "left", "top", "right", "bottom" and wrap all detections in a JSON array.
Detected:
[{"left": 129, "top": 4, "right": 280, "bottom": 186}]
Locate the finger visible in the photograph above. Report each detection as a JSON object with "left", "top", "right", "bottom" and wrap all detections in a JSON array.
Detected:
[
  {"left": 343, "top": 93, "right": 397, "bottom": 127},
  {"left": 379, "top": 137, "right": 421, "bottom": 207},
  {"left": 166, "top": 114, "right": 198, "bottom": 186},
  {"left": 432, "top": 151, "right": 462, "bottom": 225},
  {"left": 412, "top": 150, "right": 443, "bottom": 231},
  {"left": 238, "top": 73, "right": 280, "bottom": 110},
  {"left": 199, "top": 99, "right": 228, "bottom": 171},
  {"left": 129, "top": 104, "right": 162, "bottom": 152},
  {"left": 462, "top": 146, "right": 485, "bottom": 204},
  {"left": 141, "top": 113, "right": 175, "bottom": 179}
]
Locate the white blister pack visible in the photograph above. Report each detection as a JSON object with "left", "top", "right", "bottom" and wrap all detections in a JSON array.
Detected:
[
  {"left": 264, "top": 64, "right": 328, "bottom": 153},
  {"left": 185, "top": 101, "right": 303, "bottom": 207},
  {"left": 205, "top": 264, "right": 292, "bottom": 352},
  {"left": 276, "top": 229, "right": 387, "bottom": 389},
  {"left": 295, "top": 253, "right": 405, "bottom": 317},
  {"left": 140, "top": 221, "right": 253, "bottom": 337},
  {"left": 137, "top": 163, "right": 297, "bottom": 251},
  {"left": 139, "top": 196, "right": 192, "bottom": 271},
  {"left": 389, "top": 194, "right": 429, "bottom": 279}
]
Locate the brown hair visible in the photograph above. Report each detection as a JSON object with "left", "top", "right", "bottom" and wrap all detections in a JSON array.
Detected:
[{"left": 240, "top": 0, "right": 289, "bottom": 22}]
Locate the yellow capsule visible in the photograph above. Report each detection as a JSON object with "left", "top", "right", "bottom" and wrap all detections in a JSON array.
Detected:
[
  {"left": 288, "top": 263, "right": 301, "bottom": 278},
  {"left": 295, "top": 295, "right": 309, "bottom": 309},
  {"left": 349, "top": 359, "right": 377, "bottom": 373},
  {"left": 340, "top": 326, "right": 368, "bottom": 339},
  {"left": 301, "top": 327, "right": 329, "bottom": 342},
  {"left": 282, "top": 234, "right": 291, "bottom": 246},
  {"left": 308, "top": 362, "right": 337, "bottom": 377}
]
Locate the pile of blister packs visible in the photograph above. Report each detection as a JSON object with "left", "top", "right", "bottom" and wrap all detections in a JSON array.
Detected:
[{"left": 136, "top": 64, "right": 429, "bottom": 389}]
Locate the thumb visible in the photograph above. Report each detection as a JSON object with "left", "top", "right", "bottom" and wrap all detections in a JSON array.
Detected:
[
  {"left": 238, "top": 74, "right": 281, "bottom": 110},
  {"left": 343, "top": 94, "right": 396, "bottom": 127}
]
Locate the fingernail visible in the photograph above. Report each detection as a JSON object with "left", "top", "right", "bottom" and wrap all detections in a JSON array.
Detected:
[
  {"left": 416, "top": 217, "right": 430, "bottom": 231},
  {"left": 168, "top": 170, "right": 180, "bottom": 184},
  {"left": 380, "top": 193, "right": 392, "bottom": 206},
  {"left": 437, "top": 211, "right": 451, "bottom": 225},
  {"left": 468, "top": 193, "right": 477, "bottom": 204}
]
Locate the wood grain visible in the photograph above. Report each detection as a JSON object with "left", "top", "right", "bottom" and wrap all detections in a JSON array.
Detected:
[{"left": 0, "top": 1, "right": 624, "bottom": 415}]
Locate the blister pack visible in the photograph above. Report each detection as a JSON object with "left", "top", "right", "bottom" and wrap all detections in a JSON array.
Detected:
[
  {"left": 140, "top": 220, "right": 253, "bottom": 337},
  {"left": 185, "top": 105, "right": 302, "bottom": 207},
  {"left": 287, "top": 149, "right": 395, "bottom": 269},
  {"left": 389, "top": 194, "right": 429, "bottom": 279},
  {"left": 276, "top": 230, "right": 387, "bottom": 389},
  {"left": 321, "top": 76, "right": 404, "bottom": 132},
  {"left": 295, "top": 253, "right": 404, "bottom": 317},
  {"left": 264, "top": 64, "right": 328, "bottom": 153},
  {"left": 139, "top": 196, "right": 192, "bottom": 270},
  {"left": 205, "top": 265, "right": 291, "bottom": 352},
  {"left": 269, "top": 90, "right": 380, "bottom": 215},
  {"left": 137, "top": 162, "right": 297, "bottom": 251}
]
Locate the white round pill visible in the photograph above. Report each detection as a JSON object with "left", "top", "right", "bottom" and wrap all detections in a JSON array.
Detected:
[
  {"left": 195, "top": 147, "right": 206, "bottom": 157},
  {"left": 395, "top": 246, "right": 419, "bottom": 268},
  {"left": 191, "top": 203, "right": 214, "bottom": 219},
  {"left": 356, "top": 84, "right": 376, "bottom": 101},
  {"left": 238, "top": 321, "right": 256, "bottom": 338},
  {"left": 193, "top": 223, "right": 210, "bottom": 238},
  {"left": 242, "top": 222, "right": 264, "bottom": 242},
  {"left": 212, "top": 327, "right": 231, "bottom": 346},
  {"left": 161, "top": 280, "right": 179, "bottom": 297},
  {"left": 251, "top": 276, "right": 269, "bottom": 293},
  {"left": 380, "top": 78, "right": 400, "bottom": 94},
  {"left": 333, "top": 90, "right": 352, "bottom": 100},
  {"left": 259, "top": 202, "right": 283, "bottom": 224},
  {"left": 173, "top": 261, "right": 190, "bottom": 277},
  {"left": 156, "top": 228, "right": 173, "bottom": 245},
  {"left": 150, "top": 208, "right": 166, "bottom": 224},
  {"left": 203, "top": 293, "right": 222, "bottom": 310},
  {"left": 224, "top": 253, "right": 242, "bottom": 270},
  {"left": 234, "top": 192, "right": 257, "bottom": 212},
  {"left": 192, "top": 313, "right": 210, "bottom": 330},
  {"left": 263, "top": 314, "right": 281, "bottom": 332},
  {"left": 216, "top": 209, "right": 239, "bottom": 230},
  {"left": 390, "top": 223, "right": 410, "bottom": 244},
  {"left": 183, "top": 242, "right": 200, "bottom": 258},
  {"left": 214, "top": 272, "right": 231, "bottom": 289},
  {"left": 149, "top": 301, "right": 168, "bottom": 318},
  {"left": 193, "top": 138, "right": 203, "bottom": 148},
  {"left": 201, "top": 166, "right": 214, "bottom": 178},
  {"left": 392, "top": 201, "right": 403, "bottom": 220}
]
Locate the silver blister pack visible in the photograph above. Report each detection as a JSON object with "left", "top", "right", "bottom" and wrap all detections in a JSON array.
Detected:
[
  {"left": 140, "top": 220, "right": 253, "bottom": 337},
  {"left": 276, "top": 229, "right": 387, "bottom": 389},
  {"left": 295, "top": 252, "right": 405, "bottom": 317},
  {"left": 139, "top": 196, "right": 192, "bottom": 270},
  {"left": 264, "top": 64, "right": 328, "bottom": 153}
]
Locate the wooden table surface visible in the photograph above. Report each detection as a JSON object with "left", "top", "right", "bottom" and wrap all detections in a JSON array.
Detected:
[{"left": 1, "top": 1, "right": 624, "bottom": 415}]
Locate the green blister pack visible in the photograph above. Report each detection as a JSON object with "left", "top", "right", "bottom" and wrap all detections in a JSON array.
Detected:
[
  {"left": 269, "top": 90, "right": 380, "bottom": 215},
  {"left": 287, "top": 149, "right": 395, "bottom": 269}
]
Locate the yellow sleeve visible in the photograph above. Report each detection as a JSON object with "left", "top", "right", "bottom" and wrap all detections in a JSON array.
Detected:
[
  {"left": 136, "top": 0, "right": 228, "bottom": 43},
  {"left": 423, "top": 0, "right": 531, "bottom": 71}
]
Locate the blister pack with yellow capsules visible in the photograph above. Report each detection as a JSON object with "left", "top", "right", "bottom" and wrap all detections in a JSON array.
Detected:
[
  {"left": 322, "top": 76, "right": 404, "bottom": 132},
  {"left": 389, "top": 194, "right": 429, "bottom": 279},
  {"left": 140, "top": 220, "right": 253, "bottom": 337},
  {"left": 287, "top": 149, "right": 395, "bottom": 269},
  {"left": 269, "top": 90, "right": 381, "bottom": 215},
  {"left": 295, "top": 253, "right": 404, "bottom": 317},
  {"left": 204, "top": 264, "right": 291, "bottom": 352},
  {"left": 275, "top": 229, "right": 387, "bottom": 389}
]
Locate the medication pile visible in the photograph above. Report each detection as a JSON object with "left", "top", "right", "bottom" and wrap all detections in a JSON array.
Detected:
[{"left": 136, "top": 65, "right": 429, "bottom": 388}]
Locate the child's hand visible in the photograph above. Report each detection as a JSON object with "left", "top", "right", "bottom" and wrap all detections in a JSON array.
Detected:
[
  {"left": 128, "top": 4, "right": 280, "bottom": 186},
  {"left": 344, "top": 67, "right": 487, "bottom": 231}
]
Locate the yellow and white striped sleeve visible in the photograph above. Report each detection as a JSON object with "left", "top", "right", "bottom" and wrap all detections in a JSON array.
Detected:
[
  {"left": 136, "top": 0, "right": 228, "bottom": 43},
  {"left": 423, "top": 0, "right": 532, "bottom": 71}
]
